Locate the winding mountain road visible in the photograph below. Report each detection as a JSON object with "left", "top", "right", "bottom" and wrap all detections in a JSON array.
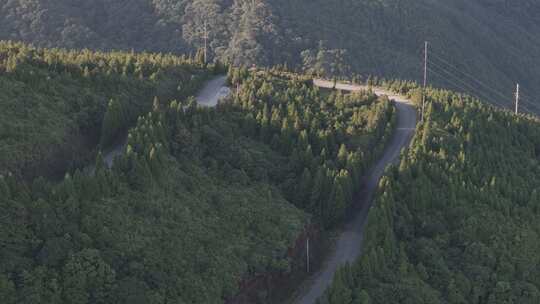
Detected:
[
  {"left": 195, "top": 75, "right": 230, "bottom": 107},
  {"left": 294, "top": 79, "right": 417, "bottom": 304},
  {"left": 95, "top": 76, "right": 415, "bottom": 303},
  {"left": 98, "top": 75, "right": 229, "bottom": 169}
]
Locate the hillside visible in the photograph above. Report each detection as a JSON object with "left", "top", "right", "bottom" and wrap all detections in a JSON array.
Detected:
[
  {"left": 0, "top": 41, "right": 399, "bottom": 303},
  {"left": 2, "top": 0, "right": 540, "bottom": 111},
  {"left": 3, "top": 1, "right": 540, "bottom": 301},
  {"left": 0, "top": 41, "right": 210, "bottom": 178},
  {"left": 318, "top": 82, "right": 540, "bottom": 303}
]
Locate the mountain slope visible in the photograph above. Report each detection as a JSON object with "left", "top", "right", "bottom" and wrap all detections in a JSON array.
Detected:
[
  {"left": 277, "top": 0, "right": 540, "bottom": 109},
  {"left": 318, "top": 82, "right": 540, "bottom": 304},
  {"left": 0, "top": 42, "right": 400, "bottom": 302},
  {"left": 296, "top": 80, "right": 416, "bottom": 304},
  {"left": 2, "top": 0, "right": 540, "bottom": 111},
  {"left": 0, "top": 41, "right": 209, "bottom": 178}
]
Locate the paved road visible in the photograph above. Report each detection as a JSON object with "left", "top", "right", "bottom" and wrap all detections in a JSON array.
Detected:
[
  {"left": 196, "top": 75, "right": 231, "bottom": 107},
  {"left": 96, "top": 75, "right": 229, "bottom": 170},
  {"left": 102, "top": 137, "right": 128, "bottom": 168},
  {"left": 295, "top": 79, "right": 417, "bottom": 304}
]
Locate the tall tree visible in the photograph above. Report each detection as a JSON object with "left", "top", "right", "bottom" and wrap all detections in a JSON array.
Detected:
[
  {"left": 182, "top": 0, "right": 228, "bottom": 62},
  {"left": 225, "top": 0, "right": 282, "bottom": 66}
]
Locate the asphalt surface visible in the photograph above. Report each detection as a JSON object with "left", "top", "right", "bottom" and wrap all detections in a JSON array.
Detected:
[
  {"left": 90, "top": 76, "right": 416, "bottom": 303},
  {"left": 95, "top": 75, "right": 230, "bottom": 170},
  {"left": 195, "top": 75, "right": 230, "bottom": 107},
  {"left": 295, "top": 79, "right": 417, "bottom": 304}
]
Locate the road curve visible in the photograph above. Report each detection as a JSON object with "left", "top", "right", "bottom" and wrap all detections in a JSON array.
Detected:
[
  {"left": 295, "top": 79, "right": 417, "bottom": 304},
  {"left": 196, "top": 75, "right": 230, "bottom": 107},
  {"left": 97, "top": 75, "right": 229, "bottom": 170}
]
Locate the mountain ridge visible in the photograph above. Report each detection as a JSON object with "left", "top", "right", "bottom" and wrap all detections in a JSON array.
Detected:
[{"left": 3, "top": 0, "right": 540, "bottom": 109}]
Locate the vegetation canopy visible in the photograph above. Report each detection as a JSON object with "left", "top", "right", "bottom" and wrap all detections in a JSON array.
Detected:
[
  {"left": 318, "top": 81, "right": 540, "bottom": 304},
  {"left": 0, "top": 43, "right": 397, "bottom": 304}
]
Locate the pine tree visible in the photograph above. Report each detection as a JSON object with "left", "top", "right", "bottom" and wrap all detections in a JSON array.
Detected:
[
  {"left": 311, "top": 167, "right": 326, "bottom": 217},
  {"left": 338, "top": 144, "right": 348, "bottom": 168},
  {"left": 296, "top": 168, "right": 312, "bottom": 207},
  {"left": 95, "top": 151, "right": 106, "bottom": 174},
  {"left": 328, "top": 179, "right": 346, "bottom": 225},
  {"left": 327, "top": 269, "right": 352, "bottom": 304},
  {"left": 153, "top": 96, "right": 160, "bottom": 112},
  {"left": 0, "top": 275, "right": 16, "bottom": 304},
  {"left": 352, "top": 289, "right": 371, "bottom": 304},
  {"left": 100, "top": 99, "right": 127, "bottom": 147},
  {"left": 0, "top": 176, "right": 10, "bottom": 200}
]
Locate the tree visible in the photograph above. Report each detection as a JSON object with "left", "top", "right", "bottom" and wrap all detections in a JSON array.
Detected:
[
  {"left": 296, "top": 168, "right": 312, "bottom": 207},
  {"left": 0, "top": 176, "right": 10, "bottom": 199},
  {"left": 327, "top": 271, "right": 352, "bottom": 304},
  {"left": 0, "top": 274, "right": 16, "bottom": 304},
  {"left": 62, "top": 249, "right": 116, "bottom": 304},
  {"left": 95, "top": 152, "right": 106, "bottom": 173},
  {"left": 352, "top": 289, "right": 371, "bottom": 304},
  {"left": 310, "top": 167, "right": 327, "bottom": 217},
  {"left": 338, "top": 144, "right": 348, "bottom": 167},
  {"left": 328, "top": 179, "right": 347, "bottom": 225},
  {"left": 302, "top": 41, "right": 350, "bottom": 78},
  {"left": 18, "top": 267, "right": 61, "bottom": 304},
  {"left": 183, "top": 0, "right": 228, "bottom": 62},
  {"left": 152, "top": 96, "right": 160, "bottom": 112},
  {"left": 100, "top": 99, "right": 127, "bottom": 147},
  {"left": 225, "top": 0, "right": 282, "bottom": 66}
]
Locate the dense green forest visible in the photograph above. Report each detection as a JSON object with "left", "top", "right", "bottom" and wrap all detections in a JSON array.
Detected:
[
  {"left": 226, "top": 68, "right": 396, "bottom": 227},
  {"left": 0, "top": 41, "right": 397, "bottom": 303},
  {"left": 3, "top": 0, "right": 540, "bottom": 110},
  {"left": 317, "top": 83, "right": 540, "bottom": 303},
  {"left": 0, "top": 41, "right": 211, "bottom": 178},
  {"left": 4, "top": 1, "right": 540, "bottom": 302}
]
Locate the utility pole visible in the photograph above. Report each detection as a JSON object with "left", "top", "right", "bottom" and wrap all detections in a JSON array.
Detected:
[
  {"left": 202, "top": 20, "right": 209, "bottom": 64},
  {"left": 515, "top": 83, "right": 520, "bottom": 114},
  {"left": 422, "top": 41, "right": 428, "bottom": 122},
  {"left": 306, "top": 237, "right": 310, "bottom": 273}
]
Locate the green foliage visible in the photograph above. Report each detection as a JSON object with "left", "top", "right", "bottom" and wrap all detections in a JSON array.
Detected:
[
  {"left": 3, "top": 0, "right": 540, "bottom": 106},
  {"left": 301, "top": 41, "right": 350, "bottom": 78},
  {"left": 0, "top": 60, "right": 397, "bottom": 302},
  {"left": 0, "top": 41, "right": 209, "bottom": 178},
  {"left": 226, "top": 67, "right": 396, "bottom": 227},
  {"left": 319, "top": 84, "right": 540, "bottom": 303},
  {"left": 0, "top": 92, "right": 308, "bottom": 304}
]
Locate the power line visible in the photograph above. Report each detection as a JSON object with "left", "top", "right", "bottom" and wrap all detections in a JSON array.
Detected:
[
  {"left": 430, "top": 66, "right": 536, "bottom": 116},
  {"left": 507, "top": 90, "right": 540, "bottom": 112},
  {"left": 510, "top": 91, "right": 540, "bottom": 112},
  {"left": 422, "top": 41, "right": 428, "bottom": 122},
  {"left": 429, "top": 50, "right": 540, "bottom": 112},
  {"left": 280, "top": 15, "right": 540, "bottom": 115},
  {"left": 428, "top": 65, "right": 509, "bottom": 109},
  {"left": 520, "top": 98, "right": 540, "bottom": 111},
  {"left": 515, "top": 84, "right": 520, "bottom": 114},
  {"left": 428, "top": 66, "right": 530, "bottom": 114},
  {"left": 427, "top": 67, "right": 504, "bottom": 108},
  {"left": 202, "top": 21, "right": 209, "bottom": 64},
  {"left": 521, "top": 104, "right": 534, "bottom": 114},
  {"left": 427, "top": 59, "right": 514, "bottom": 107},
  {"left": 518, "top": 95, "right": 540, "bottom": 112},
  {"left": 518, "top": 92, "right": 540, "bottom": 109},
  {"left": 427, "top": 63, "right": 511, "bottom": 109},
  {"left": 429, "top": 51, "right": 513, "bottom": 101}
]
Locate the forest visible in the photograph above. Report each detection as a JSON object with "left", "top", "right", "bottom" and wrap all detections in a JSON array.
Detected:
[
  {"left": 2, "top": 0, "right": 540, "bottom": 111},
  {"left": 0, "top": 41, "right": 212, "bottom": 179},
  {"left": 225, "top": 68, "right": 396, "bottom": 227},
  {"left": 317, "top": 82, "right": 540, "bottom": 303},
  {"left": 2, "top": 1, "right": 540, "bottom": 303},
  {"left": 0, "top": 43, "right": 397, "bottom": 303}
]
